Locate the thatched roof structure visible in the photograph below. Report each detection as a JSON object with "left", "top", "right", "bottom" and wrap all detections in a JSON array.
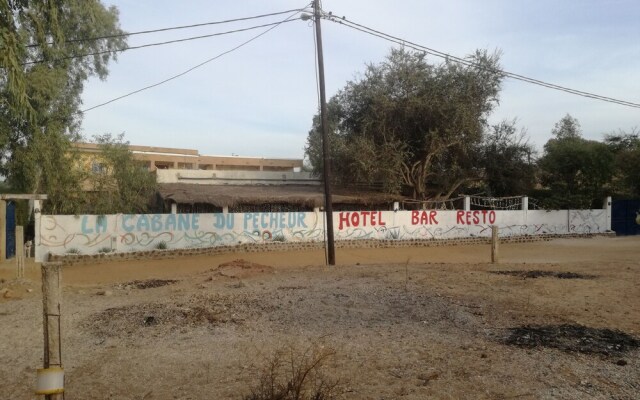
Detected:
[{"left": 157, "top": 183, "right": 403, "bottom": 208}]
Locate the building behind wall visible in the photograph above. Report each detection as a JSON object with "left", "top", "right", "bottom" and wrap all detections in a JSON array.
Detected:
[
  {"left": 73, "top": 142, "right": 303, "bottom": 172},
  {"left": 74, "top": 142, "right": 402, "bottom": 213}
]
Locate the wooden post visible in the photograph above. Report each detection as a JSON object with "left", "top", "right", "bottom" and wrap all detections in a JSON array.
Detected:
[
  {"left": 42, "top": 262, "right": 64, "bottom": 399},
  {"left": 0, "top": 200, "right": 6, "bottom": 262},
  {"left": 491, "top": 225, "right": 499, "bottom": 263},
  {"left": 16, "top": 226, "right": 24, "bottom": 279}
]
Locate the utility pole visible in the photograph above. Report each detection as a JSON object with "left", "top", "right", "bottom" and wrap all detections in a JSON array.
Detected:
[{"left": 313, "top": 0, "right": 336, "bottom": 265}]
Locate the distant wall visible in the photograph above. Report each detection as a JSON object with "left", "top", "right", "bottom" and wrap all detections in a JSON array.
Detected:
[{"left": 35, "top": 209, "right": 609, "bottom": 262}]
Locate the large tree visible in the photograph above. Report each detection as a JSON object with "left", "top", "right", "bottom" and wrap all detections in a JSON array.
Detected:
[
  {"left": 85, "top": 134, "right": 157, "bottom": 214},
  {"left": 306, "top": 48, "right": 503, "bottom": 200},
  {"left": 605, "top": 128, "right": 640, "bottom": 197},
  {"left": 0, "top": 0, "right": 126, "bottom": 213},
  {"left": 539, "top": 116, "right": 614, "bottom": 209},
  {"left": 479, "top": 120, "right": 536, "bottom": 197}
]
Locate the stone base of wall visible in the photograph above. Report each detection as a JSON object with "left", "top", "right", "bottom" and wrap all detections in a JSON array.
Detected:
[{"left": 47, "top": 232, "right": 616, "bottom": 267}]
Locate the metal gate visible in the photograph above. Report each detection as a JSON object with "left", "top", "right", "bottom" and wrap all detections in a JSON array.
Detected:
[
  {"left": 611, "top": 199, "right": 640, "bottom": 236},
  {"left": 6, "top": 201, "right": 16, "bottom": 259}
]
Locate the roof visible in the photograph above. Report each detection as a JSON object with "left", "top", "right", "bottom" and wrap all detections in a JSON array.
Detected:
[{"left": 157, "top": 183, "right": 403, "bottom": 208}]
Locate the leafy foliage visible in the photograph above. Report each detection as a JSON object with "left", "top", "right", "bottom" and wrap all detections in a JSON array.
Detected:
[
  {"left": 85, "top": 134, "right": 157, "bottom": 214},
  {"left": 605, "top": 129, "right": 640, "bottom": 197},
  {"left": 551, "top": 114, "right": 582, "bottom": 140},
  {"left": 0, "top": 0, "right": 126, "bottom": 213},
  {"left": 306, "top": 47, "right": 504, "bottom": 200},
  {"left": 539, "top": 117, "right": 615, "bottom": 209},
  {"left": 480, "top": 120, "right": 536, "bottom": 197}
]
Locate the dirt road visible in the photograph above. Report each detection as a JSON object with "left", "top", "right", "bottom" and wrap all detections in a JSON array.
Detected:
[{"left": 1, "top": 236, "right": 638, "bottom": 399}]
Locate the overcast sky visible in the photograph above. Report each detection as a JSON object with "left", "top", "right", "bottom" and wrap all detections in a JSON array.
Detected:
[{"left": 80, "top": 0, "right": 640, "bottom": 159}]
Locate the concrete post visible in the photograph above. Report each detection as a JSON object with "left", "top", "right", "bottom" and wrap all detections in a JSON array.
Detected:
[
  {"left": 34, "top": 200, "right": 42, "bottom": 262},
  {"left": 521, "top": 196, "right": 529, "bottom": 224},
  {"left": 603, "top": 196, "right": 612, "bottom": 231},
  {"left": 393, "top": 202, "right": 400, "bottom": 211},
  {"left": 222, "top": 206, "right": 229, "bottom": 214},
  {"left": 170, "top": 202, "right": 177, "bottom": 214},
  {"left": 463, "top": 196, "right": 471, "bottom": 211}
]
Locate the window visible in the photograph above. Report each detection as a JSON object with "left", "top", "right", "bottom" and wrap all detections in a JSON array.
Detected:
[{"left": 91, "top": 161, "right": 106, "bottom": 174}]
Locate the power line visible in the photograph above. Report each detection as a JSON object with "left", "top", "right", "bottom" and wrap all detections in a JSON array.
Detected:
[
  {"left": 324, "top": 13, "right": 640, "bottom": 109},
  {"left": 26, "top": 8, "right": 308, "bottom": 48},
  {"left": 81, "top": 10, "right": 304, "bottom": 114},
  {"left": 23, "top": 19, "right": 301, "bottom": 66}
]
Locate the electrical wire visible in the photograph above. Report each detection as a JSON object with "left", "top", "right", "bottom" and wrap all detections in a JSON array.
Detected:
[
  {"left": 22, "top": 19, "right": 301, "bottom": 66},
  {"left": 324, "top": 13, "right": 640, "bottom": 109},
  {"left": 26, "top": 8, "right": 307, "bottom": 47},
  {"left": 81, "top": 9, "right": 304, "bottom": 113}
]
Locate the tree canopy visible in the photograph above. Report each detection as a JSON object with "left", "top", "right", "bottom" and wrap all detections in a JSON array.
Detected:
[
  {"left": 0, "top": 0, "right": 126, "bottom": 213},
  {"left": 605, "top": 129, "right": 640, "bottom": 197},
  {"left": 85, "top": 134, "right": 158, "bottom": 214},
  {"left": 480, "top": 120, "right": 536, "bottom": 197},
  {"left": 538, "top": 114, "right": 615, "bottom": 208},
  {"left": 306, "top": 48, "right": 504, "bottom": 200}
]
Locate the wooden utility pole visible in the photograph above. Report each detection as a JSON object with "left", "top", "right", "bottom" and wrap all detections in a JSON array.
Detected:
[
  {"left": 313, "top": 0, "right": 336, "bottom": 265},
  {"left": 41, "top": 262, "right": 64, "bottom": 399},
  {"left": 491, "top": 225, "right": 499, "bottom": 263}
]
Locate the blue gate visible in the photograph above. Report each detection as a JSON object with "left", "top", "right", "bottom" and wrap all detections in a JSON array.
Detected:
[
  {"left": 611, "top": 199, "right": 640, "bottom": 236},
  {"left": 6, "top": 201, "right": 16, "bottom": 259}
]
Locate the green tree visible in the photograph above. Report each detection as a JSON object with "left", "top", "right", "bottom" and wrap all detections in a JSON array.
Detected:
[
  {"left": 480, "top": 120, "right": 536, "bottom": 197},
  {"left": 605, "top": 128, "right": 640, "bottom": 197},
  {"left": 85, "top": 134, "right": 157, "bottom": 214},
  {"left": 0, "top": 0, "right": 126, "bottom": 213},
  {"left": 539, "top": 117, "right": 614, "bottom": 208},
  {"left": 305, "top": 47, "right": 504, "bottom": 200},
  {"left": 551, "top": 113, "right": 582, "bottom": 140}
]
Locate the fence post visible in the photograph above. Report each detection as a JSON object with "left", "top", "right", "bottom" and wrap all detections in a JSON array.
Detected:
[
  {"left": 464, "top": 196, "right": 471, "bottom": 211},
  {"left": 603, "top": 196, "right": 612, "bottom": 231},
  {"left": 491, "top": 225, "right": 499, "bottom": 263},
  {"left": 38, "top": 262, "right": 64, "bottom": 399},
  {"left": 33, "top": 200, "right": 42, "bottom": 262},
  {"left": 0, "top": 200, "right": 6, "bottom": 262}
]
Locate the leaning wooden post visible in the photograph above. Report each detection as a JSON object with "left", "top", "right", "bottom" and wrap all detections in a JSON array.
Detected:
[
  {"left": 491, "top": 225, "right": 499, "bottom": 263},
  {"left": 37, "top": 262, "right": 64, "bottom": 399}
]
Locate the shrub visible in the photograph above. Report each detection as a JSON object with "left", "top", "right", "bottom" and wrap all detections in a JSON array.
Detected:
[{"left": 243, "top": 344, "right": 340, "bottom": 400}]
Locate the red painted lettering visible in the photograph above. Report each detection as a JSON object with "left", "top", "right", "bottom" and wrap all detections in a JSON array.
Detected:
[
  {"left": 411, "top": 210, "right": 419, "bottom": 225},
  {"left": 472, "top": 210, "right": 479, "bottom": 224},
  {"left": 457, "top": 211, "right": 464, "bottom": 224},
  {"left": 378, "top": 211, "right": 385, "bottom": 226},
  {"left": 350, "top": 212, "right": 360, "bottom": 227},
  {"left": 361, "top": 211, "right": 370, "bottom": 226},
  {"left": 338, "top": 212, "right": 350, "bottom": 230},
  {"left": 429, "top": 211, "right": 438, "bottom": 224},
  {"left": 489, "top": 210, "right": 496, "bottom": 224}
]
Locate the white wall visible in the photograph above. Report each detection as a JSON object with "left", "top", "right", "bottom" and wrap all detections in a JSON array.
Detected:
[{"left": 35, "top": 208, "right": 609, "bottom": 262}]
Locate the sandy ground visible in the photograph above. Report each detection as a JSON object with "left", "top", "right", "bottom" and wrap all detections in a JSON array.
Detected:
[{"left": 0, "top": 236, "right": 639, "bottom": 399}]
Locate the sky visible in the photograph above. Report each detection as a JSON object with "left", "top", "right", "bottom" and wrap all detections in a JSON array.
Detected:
[{"left": 80, "top": 0, "right": 640, "bottom": 159}]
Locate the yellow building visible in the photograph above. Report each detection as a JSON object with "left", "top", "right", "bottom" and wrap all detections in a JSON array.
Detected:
[{"left": 73, "top": 142, "right": 303, "bottom": 172}]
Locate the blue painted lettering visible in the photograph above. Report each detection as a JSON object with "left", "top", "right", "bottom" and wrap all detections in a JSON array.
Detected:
[
  {"left": 151, "top": 214, "right": 163, "bottom": 232},
  {"left": 81, "top": 216, "right": 93, "bottom": 234},
  {"left": 178, "top": 214, "right": 189, "bottom": 230},
  {"left": 122, "top": 215, "right": 135, "bottom": 232},
  {"left": 137, "top": 215, "right": 150, "bottom": 231},
  {"left": 165, "top": 214, "right": 176, "bottom": 230}
]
